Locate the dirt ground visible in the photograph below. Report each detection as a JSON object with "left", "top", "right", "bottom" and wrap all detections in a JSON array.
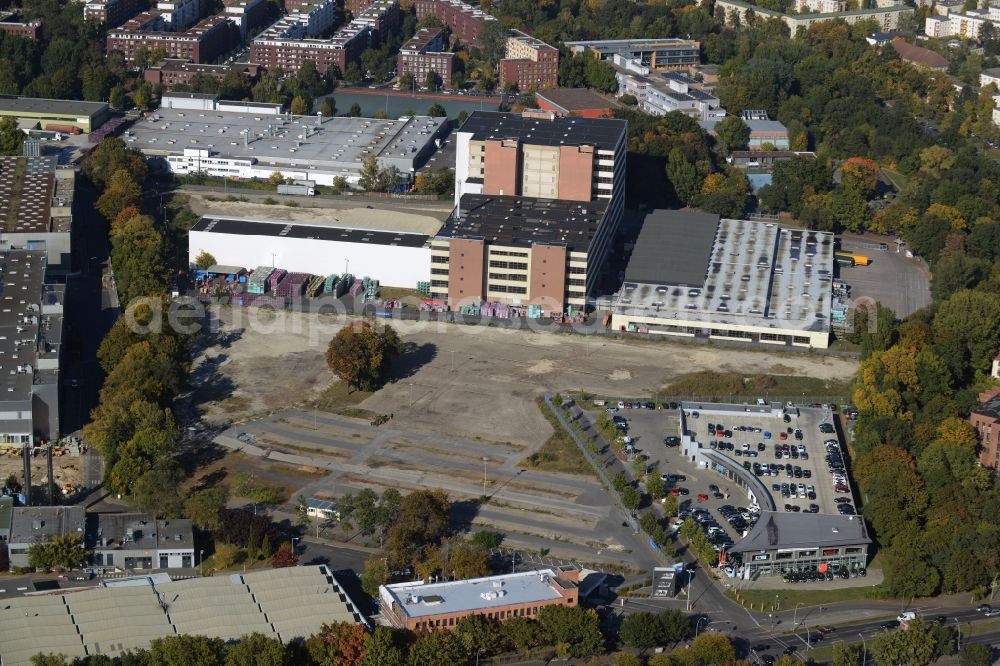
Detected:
[
  {"left": 193, "top": 307, "right": 860, "bottom": 448},
  {"left": 0, "top": 449, "right": 83, "bottom": 495}
]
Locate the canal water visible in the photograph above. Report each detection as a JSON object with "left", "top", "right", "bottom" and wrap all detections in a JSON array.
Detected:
[{"left": 324, "top": 90, "right": 505, "bottom": 119}]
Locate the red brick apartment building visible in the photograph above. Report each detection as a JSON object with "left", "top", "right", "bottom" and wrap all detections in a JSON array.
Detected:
[
  {"left": 971, "top": 386, "right": 1000, "bottom": 469},
  {"left": 413, "top": 0, "right": 495, "bottom": 48},
  {"left": 84, "top": 0, "right": 147, "bottom": 28},
  {"left": 0, "top": 13, "right": 41, "bottom": 40},
  {"left": 397, "top": 28, "right": 452, "bottom": 88},
  {"left": 107, "top": 12, "right": 237, "bottom": 64},
  {"left": 250, "top": 19, "right": 368, "bottom": 76},
  {"left": 499, "top": 29, "right": 558, "bottom": 90},
  {"left": 379, "top": 568, "right": 580, "bottom": 632},
  {"left": 144, "top": 58, "right": 260, "bottom": 88}
]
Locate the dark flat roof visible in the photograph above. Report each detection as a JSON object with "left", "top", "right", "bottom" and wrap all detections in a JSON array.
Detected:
[
  {"left": 191, "top": 217, "right": 429, "bottom": 247},
  {"left": 624, "top": 210, "right": 719, "bottom": 287},
  {"left": 729, "top": 511, "right": 871, "bottom": 553},
  {"left": 459, "top": 111, "right": 626, "bottom": 151},
  {"left": 535, "top": 88, "right": 615, "bottom": 112},
  {"left": 0, "top": 95, "right": 107, "bottom": 119},
  {"left": 438, "top": 195, "right": 608, "bottom": 251}
]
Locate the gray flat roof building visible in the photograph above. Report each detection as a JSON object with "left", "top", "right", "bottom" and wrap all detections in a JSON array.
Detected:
[
  {"left": 458, "top": 110, "right": 626, "bottom": 151},
  {"left": 0, "top": 565, "right": 367, "bottom": 665},
  {"left": 611, "top": 211, "right": 834, "bottom": 348},
  {"left": 0, "top": 96, "right": 110, "bottom": 133},
  {"left": 8, "top": 505, "right": 86, "bottom": 569},
  {"left": 89, "top": 513, "right": 195, "bottom": 571},
  {"left": 126, "top": 109, "right": 448, "bottom": 186}
]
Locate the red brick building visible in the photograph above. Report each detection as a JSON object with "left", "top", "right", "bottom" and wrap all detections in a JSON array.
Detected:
[
  {"left": 397, "top": 28, "right": 452, "bottom": 89},
  {"left": 498, "top": 29, "right": 558, "bottom": 91},
  {"left": 0, "top": 13, "right": 41, "bottom": 40},
  {"left": 84, "top": 0, "right": 147, "bottom": 29},
  {"left": 107, "top": 12, "right": 237, "bottom": 64},
  {"left": 535, "top": 88, "right": 614, "bottom": 118},
  {"left": 380, "top": 568, "right": 581, "bottom": 632},
  {"left": 144, "top": 58, "right": 261, "bottom": 88},
  {"left": 250, "top": 20, "right": 368, "bottom": 76},
  {"left": 413, "top": 0, "right": 495, "bottom": 49},
  {"left": 970, "top": 386, "right": 1000, "bottom": 470},
  {"left": 348, "top": 0, "right": 399, "bottom": 46}
]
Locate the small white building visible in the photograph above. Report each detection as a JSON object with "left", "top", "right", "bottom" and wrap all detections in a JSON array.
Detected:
[{"left": 305, "top": 498, "right": 339, "bottom": 520}]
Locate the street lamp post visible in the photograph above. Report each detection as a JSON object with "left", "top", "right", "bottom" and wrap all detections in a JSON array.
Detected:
[
  {"left": 695, "top": 616, "right": 708, "bottom": 637},
  {"left": 199, "top": 549, "right": 204, "bottom": 577},
  {"left": 858, "top": 633, "right": 866, "bottom": 665},
  {"left": 291, "top": 537, "right": 300, "bottom": 554},
  {"left": 686, "top": 569, "right": 693, "bottom": 612},
  {"left": 956, "top": 619, "right": 962, "bottom": 651},
  {"left": 482, "top": 456, "right": 489, "bottom": 497}
]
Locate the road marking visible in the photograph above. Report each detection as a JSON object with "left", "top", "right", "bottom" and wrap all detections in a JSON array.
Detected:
[{"left": 16, "top": 587, "right": 27, "bottom": 591}]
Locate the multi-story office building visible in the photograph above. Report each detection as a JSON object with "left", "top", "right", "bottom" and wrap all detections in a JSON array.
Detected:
[
  {"left": 437, "top": 110, "right": 627, "bottom": 314},
  {"left": 454, "top": 110, "right": 626, "bottom": 212},
  {"left": 84, "top": 0, "right": 147, "bottom": 28},
  {"left": 90, "top": 513, "right": 195, "bottom": 570},
  {"left": 499, "top": 29, "right": 559, "bottom": 90},
  {"left": 412, "top": 0, "right": 496, "bottom": 48},
  {"left": 8, "top": 506, "right": 85, "bottom": 569},
  {"left": 107, "top": 11, "right": 236, "bottom": 64},
  {"left": 565, "top": 38, "right": 701, "bottom": 70},
  {"left": 397, "top": 28, "right": 453, "bottom": 88}
]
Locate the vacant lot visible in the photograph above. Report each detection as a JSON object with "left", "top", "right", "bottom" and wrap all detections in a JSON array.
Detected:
[{"left": 193, "top": 308, "right": 860, "bottom": 450}]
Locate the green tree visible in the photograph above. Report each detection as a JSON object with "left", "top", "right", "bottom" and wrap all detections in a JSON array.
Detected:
[
  {"left": 620, "top": 612, "right": 667, "bottom": 649},
  {"left": 426, "top": 102, "right": 447, "bottom": 117},
  {"left": 95, "top": 169, "right": 142, "bottom": 222},
  {"left": 109, "top": 84, "right": 126, "bottom": 110},
  {"left": 714, "top": 116, "right": 751, "bottom": 153},
  {"left": 959, "top": 643, "right": 993, "bottom": 666},
  {"left": 614, "top": 654, "right": 643, "bottom": 666},
  {"left": 325, "top": 321, "right": 403, "bottom": 392},
  {"left": 424, "top": 70, "right": 441, "bottom": 91},
  {"left": 499, "top": 616, "right": 545, "bottom": 652},
  {"left": 82, "top": 138, "right": 149, "bottom": 188},
  {"left": 659, "top": 609, "right": 690, "bottom": 644},
  {"left": 399, "top": 73, "right": 414, "bottom": 91},
  {"left": 148, "top": 635, "right": 225, "bottom": 666},
  {"left": 470, "top": 529, "right": 502, "bottom": 549},
  {"left": 688, "top": 631, "right": 736, "bottom": 665},
  {"left": 870, "top": 619, "right": 940, "bottom": 666},
  {"left": 832, "top": 642, "right": 863, "bottom": 666},
  {"left": 478, "top": 20, "right": 508, "bottom": 65},
  {"left": 344, "top": 62, "right": 363, "bottom": 85},
  {"left": 0, "top": 116, "right": 24, "bottom": 155},
  {"left": 349, "top": 102, "right": 362, "bottom": 117},
  {"left": 453, "top": 614, "right": 503, "bottom": 657},
  {"left": 360, "top": 627, "right": 404, "bottom": 666},
  {"left": 406, "top": 631, "right": 465, "bottom": 666},
  {"left": 360, "top": 556, "right": 389, "bottom": 597},
  {"left": 621, "top": 485, "right": 642, "bottom": 510},
  {"left": 27, "top": 534, "right": 88, "bottom": 570},
  {"left": 29, "top": 656, "right": 68, "bottom": 666},
  {"left": 194, "top": 250, "right": 217, "bottom": 270},
  {"left": 290, "top": 95, "right": 309, "bottom": 115},
  {"left": 3, "top": 472, "right": 21, "bottom": 494},
  {"left": 320, "top": 96, "right": 336, "bottom": 117},
  {"left": 184, "top": 485, "right": 229, "bottom": 531},
  {"left": 133, "top": 459, "right": 185, "bottom": 518},
  {"left": 666, "top": 148, "right": 700, "bottom": 205},
  {"left": 224, "top": 632, "right": 289, "bottom": 666},
  {"left": 645, "top": 472, "right": 666, "bottom": 499},
  {"left": 536, "top": 605, "right": 603, "bottom": 657},
  {"left": 930, "top": 253, "right": 991, "bottom": 302}
]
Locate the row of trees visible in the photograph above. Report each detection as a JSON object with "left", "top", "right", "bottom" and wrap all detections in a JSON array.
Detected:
[{"left": 32, "top": 605, "right": 604, "bottom": 666}]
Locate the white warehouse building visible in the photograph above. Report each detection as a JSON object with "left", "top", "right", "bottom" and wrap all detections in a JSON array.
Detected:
[
  {"left": 125, "top": 102, "right": 448, "bottom": 187},
  {"left": 189, "top": 217, "right": 432, "bottom": 287}
]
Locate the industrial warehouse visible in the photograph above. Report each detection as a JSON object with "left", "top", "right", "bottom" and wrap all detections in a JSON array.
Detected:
[
  {"left": 125, "top": 99, "right": 448, "bottom": 186},
  {"left": 188, "top": 216, "right": 433, "bottom": 290},
  {"left": 0, "top": 566, "right": 367, "bottom": 665},
  {"left": 610, "top": 210, "right": 834, "bottom": 348}
]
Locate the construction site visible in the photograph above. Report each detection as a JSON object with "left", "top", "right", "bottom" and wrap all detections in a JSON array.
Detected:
[{"left": 0, "top": 437, "right": 88, "bottom": 502}]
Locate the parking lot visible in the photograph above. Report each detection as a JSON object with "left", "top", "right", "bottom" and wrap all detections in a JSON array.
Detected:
[
  {"left": 838, "top": 238, "right": 930, "bottom": 318},
  {"left": 608, "top": 403, "right": 857, "bottom": 540}
]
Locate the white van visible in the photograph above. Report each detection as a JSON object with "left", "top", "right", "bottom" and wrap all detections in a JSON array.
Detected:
[{"left": 897, "top": 611, "right": 917, "bottom": 623}]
